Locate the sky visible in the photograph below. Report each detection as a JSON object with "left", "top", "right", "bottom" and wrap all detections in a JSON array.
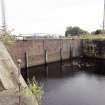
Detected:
[{"left": 0, "top": 0, "right": 104, "bottom": 35}]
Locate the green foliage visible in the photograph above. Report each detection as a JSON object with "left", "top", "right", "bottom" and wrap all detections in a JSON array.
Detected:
[
  {"left": 65, "top": 26, "right": 89, "bottom": 37},
  {"left": 81, "top": 34, "right": 105, "bottom": 40},
  {"left": 18, "top": 78, "right": 44, "bottom": 105},
  {"left": 91, "top": 29, "right": 103, "bottom": 35},
  {"left": 28, "top": 80, "right": 44, "bottom": 104},
  {"left": 0, "top": 32, "right": 16, "bottom": 45}
]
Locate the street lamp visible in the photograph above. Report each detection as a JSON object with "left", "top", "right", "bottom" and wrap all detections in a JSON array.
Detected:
[
  {"left": 103, "top": 0, "right": 105, "bottom": 34},
  {"left": 1, "top": 0, "right": 7, "bottom": 35}
]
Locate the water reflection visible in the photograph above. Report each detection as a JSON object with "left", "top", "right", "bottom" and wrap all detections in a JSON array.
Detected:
[
  {"left": 21, "top": 59, "right": 105, "bottom": 105},
  {"left": 42, "top": 72, "right": 105, "bottom": 105}
]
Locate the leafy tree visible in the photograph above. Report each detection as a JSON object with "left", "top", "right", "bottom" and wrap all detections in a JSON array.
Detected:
[
  {"left": 91, "top": 29, "right": 103, "bottom": 35},
  {"left": 65, "top": 26, "right": 89, "bottom": 37}
]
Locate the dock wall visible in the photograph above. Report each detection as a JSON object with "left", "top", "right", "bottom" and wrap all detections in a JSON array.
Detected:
[{"left": 6, "top": 38, "right": 82, "bottom": 68}]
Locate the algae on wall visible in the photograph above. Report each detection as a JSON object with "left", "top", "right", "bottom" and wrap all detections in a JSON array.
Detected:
[{"left": 82, "top": 38, "right": 105, "bottom": 59}]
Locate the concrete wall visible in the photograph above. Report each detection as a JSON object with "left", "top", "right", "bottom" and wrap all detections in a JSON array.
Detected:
[
  {"left": 0, "top": 81, "right": 4, "bottom": 91},
  {"left": 0, "top": 41, "right": 27, "bottom": 90},
  {"left": 6, "top": 38, "right": 82, "bottom": 68},
  {"left": 82, "top": 39, "right": 105, "bottom": 59},
  {"left": 0, "top": 41, "right": 38, "bottom": 105}
]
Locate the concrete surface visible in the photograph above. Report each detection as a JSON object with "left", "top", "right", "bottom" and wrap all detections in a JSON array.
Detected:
[
  {"left": 0, "top": 41, "right": 38, "bottom": 105},
  {"left": 0, "top": 89, "right": 38, "bottom": 105},
  {"left": 6, "top": 38, "right": 82, "bottom": 68}
]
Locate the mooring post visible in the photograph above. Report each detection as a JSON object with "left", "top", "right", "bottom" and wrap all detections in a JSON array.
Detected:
[
  {"left": 44, "top": 49, "right": 48, "bottom": 77},
  {"left": 60, "top": 48, "right": 63, "bottom": 73},
  {"left": 25, "top": 51, "right": 29, "bottom": 81}
]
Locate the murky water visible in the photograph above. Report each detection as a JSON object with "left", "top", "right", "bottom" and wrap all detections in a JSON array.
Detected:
[
  {"left": 22, "top": 59, "right": 105, "bottom": 105},
  {"left": 41, "top": 72, "right": 105, "bottom": 105}
]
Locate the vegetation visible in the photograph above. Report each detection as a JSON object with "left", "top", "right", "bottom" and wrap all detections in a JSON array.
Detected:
[
  {"left": 65, "top": 26, "right": 89, "bottom": 37},
  {"left": 91, "top": 29, "right": 103, "bottom": 35},
  {"left": 81, "top": 34, "right": 105, "bottom": 40},
  {"left": 18, "top": 78, "right": 44, "bottom": 105},
  {"left": 0, "top": 31, "right": 16, "bottom": 44}
]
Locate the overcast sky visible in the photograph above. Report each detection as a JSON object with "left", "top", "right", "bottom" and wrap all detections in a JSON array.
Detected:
[{"left": 0, "top": 0, "right": 104, "bottom": 35}]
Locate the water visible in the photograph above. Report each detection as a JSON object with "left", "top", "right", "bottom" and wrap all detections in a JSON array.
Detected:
[
  {"left": 41, "top": 72, "right": 105, "bottom": 105},
  {"left": 22, "top": 60, "right": 105, "bottom": 105}
]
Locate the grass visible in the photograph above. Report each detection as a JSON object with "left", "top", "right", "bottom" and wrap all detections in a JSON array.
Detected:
[
  {"left": 81, "top": 34, "right": 105, "bottom": 40},
  {"left": 18, "top": 78, "right": 44, "bottom": 105}
]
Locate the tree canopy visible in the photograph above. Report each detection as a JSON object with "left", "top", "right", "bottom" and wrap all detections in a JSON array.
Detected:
[
  {"left": 91, "top": 29, "right": 103, "bottom": 35},
  {"left": 65, "top": 26, "right": 89, "bottom": 37}
]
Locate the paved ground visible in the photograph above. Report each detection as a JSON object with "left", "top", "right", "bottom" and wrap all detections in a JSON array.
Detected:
[{"left": 0, "top": 89, "right": 38, "bottom": 105}]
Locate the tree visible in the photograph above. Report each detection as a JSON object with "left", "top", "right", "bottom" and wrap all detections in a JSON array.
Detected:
[
  {"left": 65, "top": 26, "right": 89, "bottom": 37},
  {"left": 91, "top": 29, "right": 103, "bottom": 35}
]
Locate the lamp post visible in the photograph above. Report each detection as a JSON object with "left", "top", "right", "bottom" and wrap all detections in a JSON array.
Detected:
[
  {"left": 1, "top": 0, "right": 7, "bottom": 35},
  {"left": 103, "top": 0, "right": 105, "bottom": 34}
]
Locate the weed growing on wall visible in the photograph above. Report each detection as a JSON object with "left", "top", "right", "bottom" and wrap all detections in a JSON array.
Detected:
[{"left": 18, "top": 78, "right": 44, "bottom": 105}]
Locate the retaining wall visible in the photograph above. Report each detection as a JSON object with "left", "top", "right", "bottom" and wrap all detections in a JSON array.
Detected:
[
  {"left": 0, "top": 41, "right": 38, "bottom": 105},
  {"left": 82, "top": 39, "right": 105, "bottom": 59},
  {"left": 6, "top": 38, "right": 82, "bottom": 68}
]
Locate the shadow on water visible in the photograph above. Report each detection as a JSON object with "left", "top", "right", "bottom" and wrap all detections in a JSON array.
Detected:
[
  {"left": 21, "top": 60, "right": 79, "bottom": 80},
  {"left": 21, "top": 58, "right": 105, "bottom": 81}
]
